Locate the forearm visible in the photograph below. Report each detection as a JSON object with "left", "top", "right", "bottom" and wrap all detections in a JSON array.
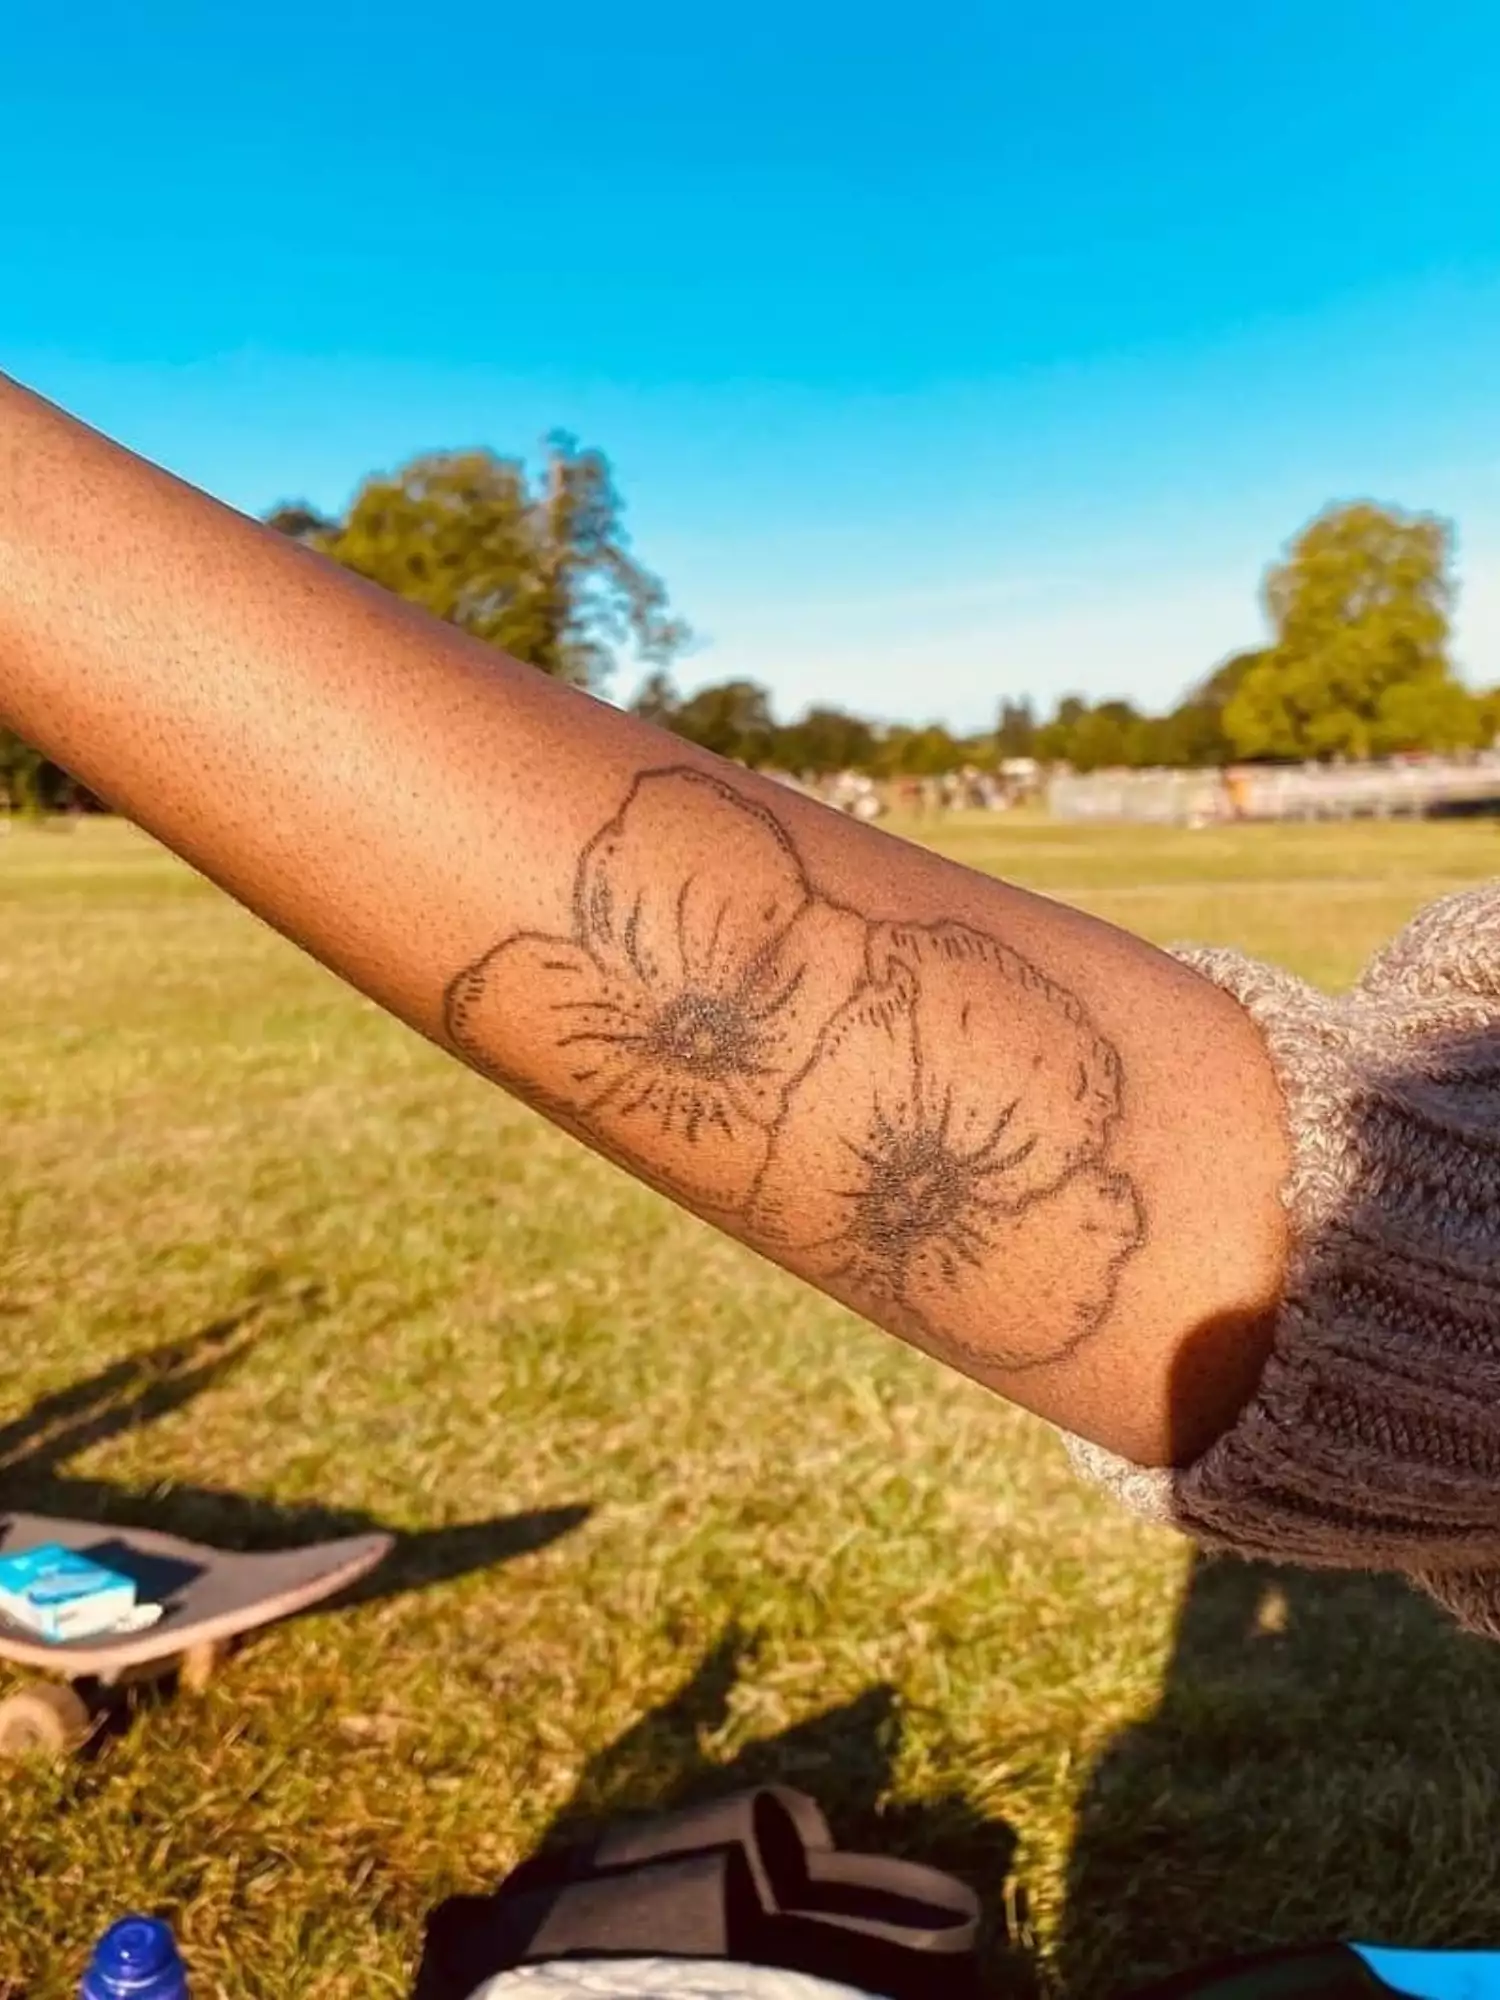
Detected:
[{"left": 0, "top": 376, "right": 1289, "bottom": 1465}]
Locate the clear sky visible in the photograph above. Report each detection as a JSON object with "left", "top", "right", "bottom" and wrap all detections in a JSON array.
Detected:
[{"left": 5, "top": 1, "right": 1499, "bottom": 728}]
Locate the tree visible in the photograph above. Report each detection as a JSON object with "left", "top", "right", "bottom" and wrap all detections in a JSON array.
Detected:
[
  {"left": 1064, "top": 699, "right": 1145, "bottom": 772},
  {"left": 1145, "top": 699, "right": 1231, "bottom": 768},
  {"left": 665, "top": 680, "right": 778, "bottom": 766},
  {"left": 995, "top": 698, "right": 1037, "bottom": 760},
  {"left": 0, "top": 727, "right": 46, "bottom": 813},
  {"left": 1375, "top": 675, "right": 1484, "bottom": 754},
  {"left": 262, "top": 502, "right": 336, "bottom": 544},
  {"left": 871, "top": 722, "right": 961, "bottom": 778},
  {"left": 1224, "top": 504, "right": 1466, "bottom": 760},
  {"left": 778, "top": 706, "right": 877, "bottom": 774},
  {"left": 267, "top": 437, "right": 687, "bottom": 692},
  {"left": 0, "top": 728, "right": 95, "bottom": 812},
  {"left": 630, "top": 670, "right": 680, "bottom": 726},
  {"left": 1033, "top": 695, "right": 1089, "bottom": 764},
  {"left": 1198, "top": 649, "right": 1267, "bottom": 713},
  {"left": 1474, "top": 688, "right": 1500, "bottom": 749},
  {"left": 1139, "top": 650, "right": 1266, "bottom": 768}
]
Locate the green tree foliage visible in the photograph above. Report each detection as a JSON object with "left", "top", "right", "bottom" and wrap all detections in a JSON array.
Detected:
[
  {"left": 777, "top": 706, "right": 878, "bottom": 775},
  {"left": 1475, "top": 689, "right": 1500, "bottom": 749},
  {"left": 1137, "top": 650, "right": 1263, "bottom": 767},
  {"left": 995, "top": 698, "right": 1037, "bottom": 759},
  {"left": 1033, "top": 696, "right": 1088, "bottom": 764},
  {"left": 1375, "top": 675, "right": 1487, "bottom": 755},
  {"left": 632, "top": 679, "right": 972, "bottom": 776},
  {"left": 1199, "top": 649, "right": 1267, "bottom": 711},
  {"left": 0, "top": 728, "right": 47, "bottom": 812},
  {"left": 1141, "top": 702, "right": 1227, "bottom": 768},
  {"left": 629, "top": 670, "right": 680, "bottom": 725},
  {"left": 1224, "top": 504, "right": 1472, "bottom": 759},
  {"left": 664, "top": 680, "right": 778, "bottom": 766},
  {"left": 262, "top": 503, "right": 336, "bottom": 544},
  {"left": 268, "top": 437, "right": 687, "bottom": 691},
  {"left": 0, "top": 730, "right": 89, "bottom": 812},
  {"left": 871, "top": 723, "right": 962, "bottom": 778},
  {"left": 1063, "top": 699, "right": 1145, "bottom": 773},
  {"left": 1029, "top": 661, "right": 1263, "bottom": 770}
]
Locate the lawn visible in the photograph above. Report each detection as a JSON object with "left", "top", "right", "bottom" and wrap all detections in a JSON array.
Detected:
[{"left": 4, "top": 813, "right": 1500, "bottom": 2000}]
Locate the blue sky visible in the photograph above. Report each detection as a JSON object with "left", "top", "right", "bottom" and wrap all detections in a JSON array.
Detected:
[{"left": 4, "top": 1, "right": 1499, "bottom": 728}]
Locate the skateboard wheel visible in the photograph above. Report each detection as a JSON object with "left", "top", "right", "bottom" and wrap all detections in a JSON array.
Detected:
[{"left": 0, "top": 1683, "right": 93, "bottom": 1759}]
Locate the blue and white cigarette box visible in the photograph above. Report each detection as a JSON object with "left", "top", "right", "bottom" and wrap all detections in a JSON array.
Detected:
[{"left": 0, "top": 1543, "right": 137, "bottom": 1642}]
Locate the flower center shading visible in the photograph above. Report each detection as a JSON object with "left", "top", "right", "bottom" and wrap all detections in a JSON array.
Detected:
[
  {"left": 647, "top": 990, "right": 757, "bottom": 1080},
  {"left": 851, "top": 1126, "right": 976, "bottom": 1256}
]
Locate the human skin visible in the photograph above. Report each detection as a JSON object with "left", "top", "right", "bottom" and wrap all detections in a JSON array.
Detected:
[{"left": 0, "top": 375, "right": 1289, "bottom": 1466}]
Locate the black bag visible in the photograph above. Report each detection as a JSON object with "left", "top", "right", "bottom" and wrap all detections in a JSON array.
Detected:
[{"left": 412, "top": 1787, "right": 982, "bottom": 2000}]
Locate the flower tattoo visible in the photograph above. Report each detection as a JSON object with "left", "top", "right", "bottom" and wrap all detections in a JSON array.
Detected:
[
  {"left": 445, "top": 766, "right": 1146, "bottom": 1370},
  {"left": 443, "top": 768, "right": 868, "bottom": 1212},
  {"left": 750, "top": 921, "right": 1144, "bottom": 1369}
]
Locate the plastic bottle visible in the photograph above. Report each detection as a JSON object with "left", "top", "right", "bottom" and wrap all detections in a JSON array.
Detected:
[{"left": 79, "top": 1917, "right": 189, "bottom": 1999}]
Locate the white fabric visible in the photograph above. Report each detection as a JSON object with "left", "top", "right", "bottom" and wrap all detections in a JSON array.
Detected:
[{"left": 466, "top": 1957, "right": 878, "bottom": 1998}]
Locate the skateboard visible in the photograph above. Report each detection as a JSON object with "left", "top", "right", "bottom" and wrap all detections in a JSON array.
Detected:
[{"left": 0, "top": 1512, "right": 393, "bottom": 1758}]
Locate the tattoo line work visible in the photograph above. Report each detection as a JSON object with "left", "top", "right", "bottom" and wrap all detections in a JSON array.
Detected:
[{"left": 444, "top": 767, "right": 1145, "bottom": 1372}]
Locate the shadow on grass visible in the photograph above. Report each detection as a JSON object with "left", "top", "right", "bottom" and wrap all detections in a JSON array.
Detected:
[
  {"left": 425, "top": 1626, "right": 1028, "bottom": 1993},
  {"left": 1077, "top": 1004, "right": 1500, "bottom": 1997},
  {"left": 1057, "top": 1554, "right": 1500, "bottom": 1999},
  {"left": 538, "top": 1631, "right": 1018, "bottom": 1887},
  {"left": 0, "top": 1301, "right": 590, "bottom": 1614},
  {"left": 0, "top": 1298, "right": 273, "bottom": 1474}
]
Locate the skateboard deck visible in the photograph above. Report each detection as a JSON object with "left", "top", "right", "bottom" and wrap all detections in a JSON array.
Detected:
[{"left": 0, "top": 1513, "right": 393, "bottom": 1676}]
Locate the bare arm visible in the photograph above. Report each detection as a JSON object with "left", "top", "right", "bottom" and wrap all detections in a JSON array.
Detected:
[{"left": 0, "top": 376, "right": 1288, "bottom": 1466}]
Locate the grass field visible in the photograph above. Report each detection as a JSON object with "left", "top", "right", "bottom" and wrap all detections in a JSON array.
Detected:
[{"left": 5, "top": 813, "right": 1500, "bottom": 2000}]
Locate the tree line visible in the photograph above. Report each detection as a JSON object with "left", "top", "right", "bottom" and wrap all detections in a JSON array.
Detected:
[
  {"left": 4, "top": 439, "right": 1493, "bottom": 810},
  {"left": 638, "top": 502, "right": 1496, "bottom": 776}
]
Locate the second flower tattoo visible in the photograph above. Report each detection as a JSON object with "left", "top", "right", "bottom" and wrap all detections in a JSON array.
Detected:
[{"left": 444, "top": 766, "right": 1145, "bottom": 1371}]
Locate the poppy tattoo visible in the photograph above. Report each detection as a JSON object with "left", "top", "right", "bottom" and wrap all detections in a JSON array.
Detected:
[{"left": 444, "top": 766, "right": 1145, "bottom": 1371}]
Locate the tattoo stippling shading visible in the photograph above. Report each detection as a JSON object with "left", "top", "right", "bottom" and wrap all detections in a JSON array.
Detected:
[{"left": 444, "top": 767, "right": 1145, "bottom": 1371}]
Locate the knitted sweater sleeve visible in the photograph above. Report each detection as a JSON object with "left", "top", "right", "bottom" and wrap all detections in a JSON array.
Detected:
[{"left": 1063, "top": 883, "right": 1500, "bottom": 1638}]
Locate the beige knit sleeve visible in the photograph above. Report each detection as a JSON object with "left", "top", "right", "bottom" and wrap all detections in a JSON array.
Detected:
[{"left": 1063, "top": 883, "right": 1500, "bottom": 1637}]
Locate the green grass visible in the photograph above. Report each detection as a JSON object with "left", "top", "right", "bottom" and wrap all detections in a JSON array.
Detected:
[{"left": 4, "top": 813, "right": 1500, "bottom": 2000}]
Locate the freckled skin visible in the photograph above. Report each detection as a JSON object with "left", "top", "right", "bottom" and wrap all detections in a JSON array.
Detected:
[
  {"left": 448, "top": 769, "right": 1145, "bottom": 1373},
  {"left": 0, "top": 373, "right": 1290, "bottom": 1464}
]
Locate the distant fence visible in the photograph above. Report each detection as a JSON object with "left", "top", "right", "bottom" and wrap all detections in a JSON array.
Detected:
[{"left": 1047, "top": 759, "right": 1500, "bottom": 825}]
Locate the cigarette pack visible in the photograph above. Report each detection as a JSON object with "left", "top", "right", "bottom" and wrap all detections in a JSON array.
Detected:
[{"left": 0, "top": 1543, "right": 138, "bottom": 1643}]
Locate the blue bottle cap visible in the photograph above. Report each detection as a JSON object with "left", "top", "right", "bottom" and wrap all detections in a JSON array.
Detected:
[{"left": 81, "top": 1917, "right": 188, "bottom": 1998}]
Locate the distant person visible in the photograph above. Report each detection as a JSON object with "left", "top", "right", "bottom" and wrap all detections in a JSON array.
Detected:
[
  {"left": 1221, "top": 768, "right": 1251, "bottom": 821},
  {"left": 5, "top": 371, "right": 1500, "bottom": 1647}
]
